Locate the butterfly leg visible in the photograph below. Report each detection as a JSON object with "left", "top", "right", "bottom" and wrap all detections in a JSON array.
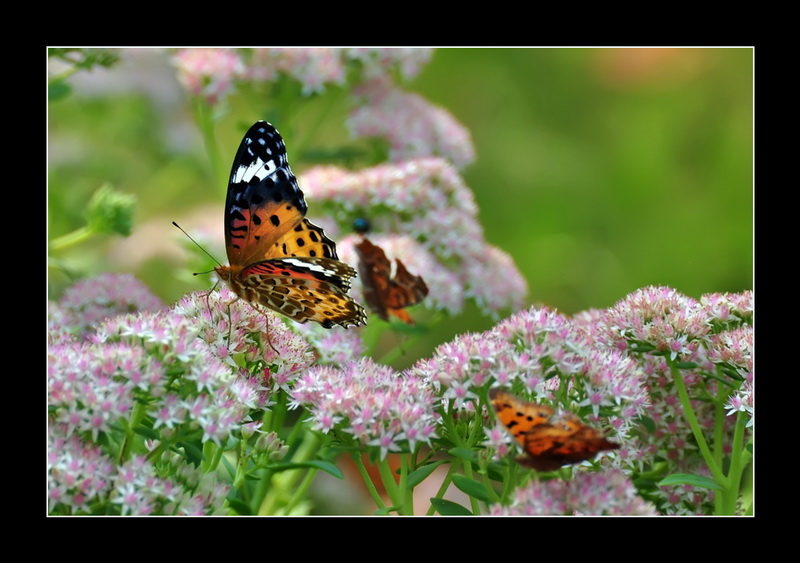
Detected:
[{"left": 252, "top": 304, "right": 280, "bottom": 355}]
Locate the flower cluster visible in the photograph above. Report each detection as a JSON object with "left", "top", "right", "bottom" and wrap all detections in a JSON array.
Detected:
[
  {"left": 291, "top": 358, "right": 439, "bottom": 459},
  {"left": 48, "top": 274, "right": 322, "bottom": 514},
  {"left": 53, "top": 273, "right": 163, "bottom": 340},
  {"left": 348, "top": 77, "right": 475, "bottom": 169},
  {"left": 172, "top": 47, "right": 434, "bottom": 101},
  {"left": 173, "top": 287, "right": 316, "bottom": 392},
  {"left": 490, "top": 469, "right": 658, "bottom": 515},
  {"left": 172, "top": 48, "right": 244, "bottom": 105},
  {"left": 301, "top": 158, "right": 528, "bottom": 317},
  {"left": 408, "top": 306, "right": 649, "bottom": 468},
  {"left": 571, "top": 286, "right": 754, "bottom": 514},
  {"left": 47, "top": 430, "right": 229, "bottom": 515}
]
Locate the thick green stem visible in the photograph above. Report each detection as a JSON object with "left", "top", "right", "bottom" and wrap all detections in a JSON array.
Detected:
[
  {"left": 50, "top": 225, "right": 94, "bottom": 251},
  {"left": 352, "top": 454, "right": 386, "bottom": 511}
]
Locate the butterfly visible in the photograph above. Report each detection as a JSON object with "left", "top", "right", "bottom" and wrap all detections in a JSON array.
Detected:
[
  {"left": 354, "top": 237, "right": 429, "bottom": 324},
  {"left": 489, "top": 389, "right": 620, "bottom": 471},
  {"left": 213, "top": 121, "right": 366, "bottom": 329}
]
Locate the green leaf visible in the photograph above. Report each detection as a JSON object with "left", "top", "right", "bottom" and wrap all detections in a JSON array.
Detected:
[
  {"left": 429, "top": 498, "right": 473, "bottom": 515},
  {"left": 269, "top": 460, "right": 343, "bottom": 479},
  {"left": 448, "top": 447, "right": 478, "bottom": 462},
  {"left": 636, "top": 415, "right": 656, "bottom": 433},
  {"left": 407, "top": 461, "right": 445, "bottom": 488},
  {"left": 374, "top": 505, "right": 401, "bottom": 515},
  {"left": 177, "top": 440, "right": 204, "bottom": 466},
  {"left": 227, "top": 498, "right": 252, "bottom": 515},
  {"left": 49, "top": 80, "right": 71, "bottom": 101},
  {"left": 452, "top": 475, "right": 494, "bottom": 502},
  {"left": 675, "top": 361, "right": 698, "bottom": 369},
  {"left": 658, "top": 473, "right": 722, "bottom": 491},
  {"left": 133, "top": 426, "right": 160, "bottom": 440}
]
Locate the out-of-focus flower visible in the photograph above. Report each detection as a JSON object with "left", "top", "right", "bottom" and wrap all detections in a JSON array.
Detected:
[
  {"left": 348, "top": 77, "right": 475, "bottom": 169},
  {"left": 53, "top": 273, "right": 163, "bottom": 339},
  {"left": 173, "top": 48, "right": 244, "bottom": 105},
  {"left": 490, "top": 469, "right": 658, "bottom": 515}
]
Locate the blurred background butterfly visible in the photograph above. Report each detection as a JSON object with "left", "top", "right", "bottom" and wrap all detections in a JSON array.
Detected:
[
  {"left": 354, "top": 236, "right": 429, "bottom": 325},
  {"left": 489, "top": 389, "right": 620, "bottom": 471}
]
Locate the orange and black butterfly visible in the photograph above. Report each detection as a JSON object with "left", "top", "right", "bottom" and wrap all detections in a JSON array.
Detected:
[
  {"left": 213, "top": 121, "right": 366, "bottom": 329},
  {"left": 354, "top": 237, "right": 428, "bottom": 324},
  {"left": 489, "top": 389, "right": 620, "bottom": 471}
]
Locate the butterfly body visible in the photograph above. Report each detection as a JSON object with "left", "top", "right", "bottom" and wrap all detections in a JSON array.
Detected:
[
  {"left": 216, "top": 121, "right": 366, "bottom": 329},
  {"left": 355, "top": 237, "right": 428, "bottom": 324},
  {"left": 489, "top": 389, "right": 619, "bottom": 471}
]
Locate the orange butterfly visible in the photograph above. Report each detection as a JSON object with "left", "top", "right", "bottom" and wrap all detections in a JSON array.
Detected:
[
  {"left": 489, "top": 389, "right": 620, "bottom": 471},
  {"left": 354, "top": 237, "right": 429, "bottom": 324},
  {"left": 213, "top": 121, "right": 366, "bottom": 329}
]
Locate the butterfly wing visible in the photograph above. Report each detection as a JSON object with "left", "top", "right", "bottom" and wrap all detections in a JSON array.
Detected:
[
  {"left": 217, "top": 121, "right": 365, "bottom": 328},
  {"left": 224, "top": 121, "right": 313, "bottom": 267},
  {"left": 355, "top": 238, "right": 428, "bottom": 324},
  {"left": 237, "top": 257, "right": 366, "bottom": 328},
  {"left": 489, "top": 389, "right": 619, "bottom": 471},
  {"left": 489, "top": 389, "right": 554, "bottom": 446}
]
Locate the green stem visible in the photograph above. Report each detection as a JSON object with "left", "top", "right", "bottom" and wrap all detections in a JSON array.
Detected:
[
  {"left": 426, "top": 458, "right": 461, "bottom": 515},
  {"left": 377, "top": 456, "right": 403, "bottom": 513},
  {"left": 669, "top": 361, "right": 724, "bottom": 484},
  {"left": 352, "top": 453, "right": 387, "bottom": 511},
  {"left": 119, "top": 400, "right": 147, "bottom": 463},
  {"left": 50, "top": 225, "right": 94, "bottom": 251},
  {"left": 257, "top": 430, "right": 321, "bottom": 515}
]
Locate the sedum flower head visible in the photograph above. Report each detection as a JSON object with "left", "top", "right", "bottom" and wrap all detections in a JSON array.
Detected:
[
  {"left": 571, "top": 286, "right": 754, "bottom": 513},
  {"left": 54, "top": 273, "right": 164, "bottom": 339},
  {"left": 291, "top": 358, "right": 438, "bottom": 458},
  {"left": 409, "top": 305, "right": 649, "bottom": 467},
  {"left": 173, "top": 287, "right": 316, "bottom": 392},
  {"left": 490, "top": 469, "right": 658, "bottom": 516},
  {"left": 348, "top": 77, "right": 475, "bottom": 169},
  {"left": 346, "top": 48, "right": 433, "bottom": 81},
  {"left": 172, "top": 48, "right": 244, "bottom": 105}
]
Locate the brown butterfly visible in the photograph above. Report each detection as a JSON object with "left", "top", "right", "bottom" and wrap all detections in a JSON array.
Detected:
[
  {"left": 489, "top": 389, "right": 620, "bottom": 471},
  {"left": 354, "top": 237, "right": 429, "bottom": 324}
]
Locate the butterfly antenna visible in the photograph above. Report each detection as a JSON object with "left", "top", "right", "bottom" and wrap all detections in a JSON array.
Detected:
[{"left": 172, "top": 221, "right": 223, "bottom": 274}]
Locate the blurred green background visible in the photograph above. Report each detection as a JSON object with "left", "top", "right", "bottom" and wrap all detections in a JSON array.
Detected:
[{"left": 48, "top": 48, "right": 753, "bottom": 358}]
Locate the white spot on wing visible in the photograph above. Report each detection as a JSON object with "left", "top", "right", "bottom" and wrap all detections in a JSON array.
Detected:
[
  {"left": 232, "top": 157, "right": 279, "bottom": 184},
  {"left": 280, "top": 258, "right": 335, "bottom": 276}
]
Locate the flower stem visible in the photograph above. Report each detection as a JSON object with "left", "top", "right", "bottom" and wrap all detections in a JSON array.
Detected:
[
  {"left": 352, "top": 453, "right": 386, "bottom": 511},
  {"left": 50, "top": 225, "right": 94, "bottom": 251}
]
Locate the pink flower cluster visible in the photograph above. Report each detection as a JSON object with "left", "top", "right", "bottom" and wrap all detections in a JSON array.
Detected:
[
  {"left": 408, "top": 305, "right": 649, "bottom": 468},
  {"left": 173, "top": 287, "right": 316, "bottom": 392},
  {"left": 172, "top": 47, "right": 434, "bottom": 101},
  {"left": 348, "top": 77, "right": 475, "bottom": 169},
  {"left": 53, "top": 273, "right": 163, "bottom": 339},
  {"left": 300, "top": 158, "right": 528, "bottom": 317},
  {"left": 572, "top": 286, "right": 754, "bottom": 513},
  {"left": 490, "top": 469, "right": 658, "bottom": 515},
  {"left": 172, "top": 48, "right": 244, "bottom": 105},
  {"left": 291, "top": 358, "right": 439, "bottom": 459}
]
